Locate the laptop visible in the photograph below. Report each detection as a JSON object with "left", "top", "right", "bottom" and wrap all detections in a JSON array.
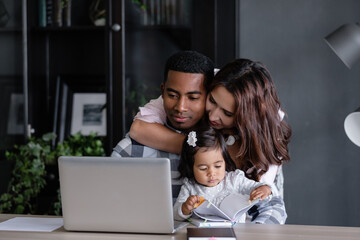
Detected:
[{"left": 58, "top": 156, "right": 188, "bottom": 234}]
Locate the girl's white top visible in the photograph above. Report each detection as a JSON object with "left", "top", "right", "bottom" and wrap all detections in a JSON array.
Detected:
[{"left": 173, "top": 169, "right": 278, "bottom": 221}]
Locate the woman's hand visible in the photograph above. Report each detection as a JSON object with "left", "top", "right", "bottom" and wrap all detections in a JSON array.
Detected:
[
  {"left": 250, "top": 185, "right": 272, "bottom": 201},
  {"left": 181, "top": 195, "right": 201, "bottom": 215}
]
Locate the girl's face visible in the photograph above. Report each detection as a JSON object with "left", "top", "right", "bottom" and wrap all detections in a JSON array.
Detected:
[
  {"left": 193, "top": 147, "right": 226, "bottom": 187},
  {"left": 206, "top": 86, "right": 235, "bottom": 130}
]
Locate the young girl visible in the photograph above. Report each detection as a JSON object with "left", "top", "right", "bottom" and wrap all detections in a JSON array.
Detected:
[{"left": 173, "top": 126, "right": 275, "bottom": 222}]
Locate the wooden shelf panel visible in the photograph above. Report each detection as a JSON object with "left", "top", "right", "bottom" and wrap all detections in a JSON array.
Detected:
[{"left": 32, "top": 26, "right": 105, "bottom": 33}]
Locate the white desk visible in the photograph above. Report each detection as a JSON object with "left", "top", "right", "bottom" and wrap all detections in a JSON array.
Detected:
[{"left": 1, "top": 214, "right": 360, "bottom": 240}]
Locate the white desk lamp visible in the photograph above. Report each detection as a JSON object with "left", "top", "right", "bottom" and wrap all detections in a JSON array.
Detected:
[
  {"left": 344, "top": 109, "right": 360, "bottom": 147},
  {"left": 325, "top": 23, "right": 360, "bottom": 147}
]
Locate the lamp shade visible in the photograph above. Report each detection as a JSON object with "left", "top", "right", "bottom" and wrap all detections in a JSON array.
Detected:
[
  {"left": 324, "top": 23, "right": 360, "bottom": 68},
  {"left": 344, "top": 108, "right": 360, "bottom": 147}
]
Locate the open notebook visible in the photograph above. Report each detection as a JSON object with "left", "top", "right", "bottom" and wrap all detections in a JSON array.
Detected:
[{"left": 58, "top": 156, "right": 188, "bottom": 234}]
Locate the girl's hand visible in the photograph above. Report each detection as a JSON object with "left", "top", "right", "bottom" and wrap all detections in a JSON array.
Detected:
[
  {"left": 250, "top": 185, "right": 272, "bottom": 201},
  {"left": 181, "top": 195, "right": 201, "bottom": 215}
]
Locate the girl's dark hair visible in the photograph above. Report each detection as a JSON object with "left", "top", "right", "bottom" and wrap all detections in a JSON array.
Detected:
[
  {"left": 209, "top": 58, "right": 292, "bottom": 181},
  {"left": 178, "top": 126, "right": 236, "bottom": 180}
]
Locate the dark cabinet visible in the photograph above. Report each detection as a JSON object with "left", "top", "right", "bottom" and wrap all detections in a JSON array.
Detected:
[
  {"left": 0, "top": 1, "right": 26, "bottom": 157},
  {"left": 108, "top": 0, "right": 237, "bottom": 152},
  {"left": 27, "top": 0, "right": 107, "bottom": 145},
  {"left": 0, "top": 0, "right": 236, "bottom": 156}
]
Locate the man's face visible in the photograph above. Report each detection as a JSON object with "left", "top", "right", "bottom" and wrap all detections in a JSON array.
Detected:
[{"left": 161, "top": 70, "right": 206, "bottom": 131}]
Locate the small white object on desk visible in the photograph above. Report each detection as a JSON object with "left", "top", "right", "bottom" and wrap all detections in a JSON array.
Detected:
[
  {"left": 0, "top": 217, "right": 63, "bottom": 232},
  {"left": 188, "top": 217, "right": 233, "bottom": 228}
]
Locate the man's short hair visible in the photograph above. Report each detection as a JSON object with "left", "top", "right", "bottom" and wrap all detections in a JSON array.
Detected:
[{"left": 163, "top": 51, "right": 214, "bottom": 90}]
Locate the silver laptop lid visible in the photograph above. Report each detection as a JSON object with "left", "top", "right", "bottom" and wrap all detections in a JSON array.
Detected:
[{"left": 58, "top": 156, "right": 175, "bottom": 234}]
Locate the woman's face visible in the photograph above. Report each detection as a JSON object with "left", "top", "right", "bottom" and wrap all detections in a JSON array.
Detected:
[{"left": 206, "top": 86, "right": 236, "bottom": 130}]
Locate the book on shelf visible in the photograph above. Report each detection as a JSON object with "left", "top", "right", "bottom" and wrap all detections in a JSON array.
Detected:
[
  {"left": 38, "top": 0, "right": 46, "bottom": 27},
  {"left": 135, "top": 0, "right": 191, "bottom": 26},
  {"left": 43, "top": 0, "right": 71, "bottom": 27},
  {"left": 45, "top": 0, "right": 53, "bottom": 26},
  {"left": 193, "top": 193, "right": 259, "bottom": 224},
  {"left": 63, "top": 0, "right": 71, "bottom": 26},
  {"left": 187, "top": 227, "right": 236, "bottom": 240},
  {"left": 53, "top": 0, "right": 62, "bottom": 26}
]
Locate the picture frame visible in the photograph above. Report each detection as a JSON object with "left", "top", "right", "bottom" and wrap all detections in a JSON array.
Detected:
[
  {"left": 52, "top": 75, "right": 106, "bottom": 143},
  {"left": 7, "top": 93, "right": 25, "bottom": 135},
  {"left": 0, "top": 77, "right": 25, "bottom": 150},
  {"left": 70, "top": 93, "right": 106, "bottom": 136}
]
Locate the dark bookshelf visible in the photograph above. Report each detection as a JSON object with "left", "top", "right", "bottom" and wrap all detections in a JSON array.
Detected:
[
  {"left": 0, "top": 0, "right": 237, "bottom": 155},
  {"left": 0, "top": 28, "right": 22, "bottom": 33}
]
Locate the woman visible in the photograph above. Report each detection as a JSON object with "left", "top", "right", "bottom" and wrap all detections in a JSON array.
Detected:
[
  {"left": 205, "top": 59, "right": 291, "bottom": 187},
  {"left": 130, "top": 58, "right": 291, "bottom": 223}
]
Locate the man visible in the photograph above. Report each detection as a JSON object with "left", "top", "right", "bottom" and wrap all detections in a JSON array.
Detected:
[{"left": 111, "top": 50, "right": 214, "bottom": 200}]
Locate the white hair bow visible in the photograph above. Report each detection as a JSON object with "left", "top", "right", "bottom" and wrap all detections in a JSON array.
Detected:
[{"left": 187, "top": 131, "right": 197, "bottom": 147}]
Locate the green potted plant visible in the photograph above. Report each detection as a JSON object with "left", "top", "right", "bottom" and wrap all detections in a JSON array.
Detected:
[{"left": 0, "top": 132, "right": 105, "bottom": 215}]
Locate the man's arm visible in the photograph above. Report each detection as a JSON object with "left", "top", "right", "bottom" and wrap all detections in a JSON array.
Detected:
[
  {"left": 129, "top": 119, "right": 185, "bottom": 154},
  {"left": 111, "top": 135, "right": 132, "bottom": 157}
]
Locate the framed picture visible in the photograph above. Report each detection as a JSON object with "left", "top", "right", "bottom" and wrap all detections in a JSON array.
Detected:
[
  {"left": 7, "top": 93, "right": 25, "bottom": 135},
  {"left": 52, "top": 75, "right": 106, "bottom": 143},
  {"left": 70, "top": 93, "right": 106, "bottom": 136},
  {"left": 0, "top": 77, "right": 24, "bottom": 149}
]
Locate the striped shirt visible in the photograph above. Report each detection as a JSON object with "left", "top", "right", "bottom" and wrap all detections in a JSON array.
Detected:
[{"left": 111, "top": 124, "right": 184, "bottom": 203}]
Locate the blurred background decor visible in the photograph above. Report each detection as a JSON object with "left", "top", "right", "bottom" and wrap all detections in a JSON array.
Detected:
[
  {"left": 0, "top": 0, "right": 10, "bottom": 27},
  {"left": 89, "top": 0, "right": 105, "bottom": 26},
  {"left": 325, "top": 23, "right": 360, "bottom": 148}
]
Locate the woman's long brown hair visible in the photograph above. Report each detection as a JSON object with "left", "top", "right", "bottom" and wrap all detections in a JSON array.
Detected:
[{"left": 209, "top": 59, "right": 292, "bottom": 181}]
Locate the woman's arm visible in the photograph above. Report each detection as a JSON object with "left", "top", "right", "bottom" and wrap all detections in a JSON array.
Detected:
[
  {"left": 250, "top": 185, "right": 272, "bottom": 200},
  {"left": 129, "top": 119, "right": 185, "bottom": 154},
  {"left": 129, "top": 95, "right": 185, "bottom": 154},
  {"left": 259, "top": 164, "right": 279, "bottom": 185}
]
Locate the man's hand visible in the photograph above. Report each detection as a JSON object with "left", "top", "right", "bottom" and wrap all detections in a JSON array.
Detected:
[
  {"left": 181, "top": 195, "right": 201, "bottom": 215},
  {"left": 250, "top": 185, "right": 272, "bottom": 201}
]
